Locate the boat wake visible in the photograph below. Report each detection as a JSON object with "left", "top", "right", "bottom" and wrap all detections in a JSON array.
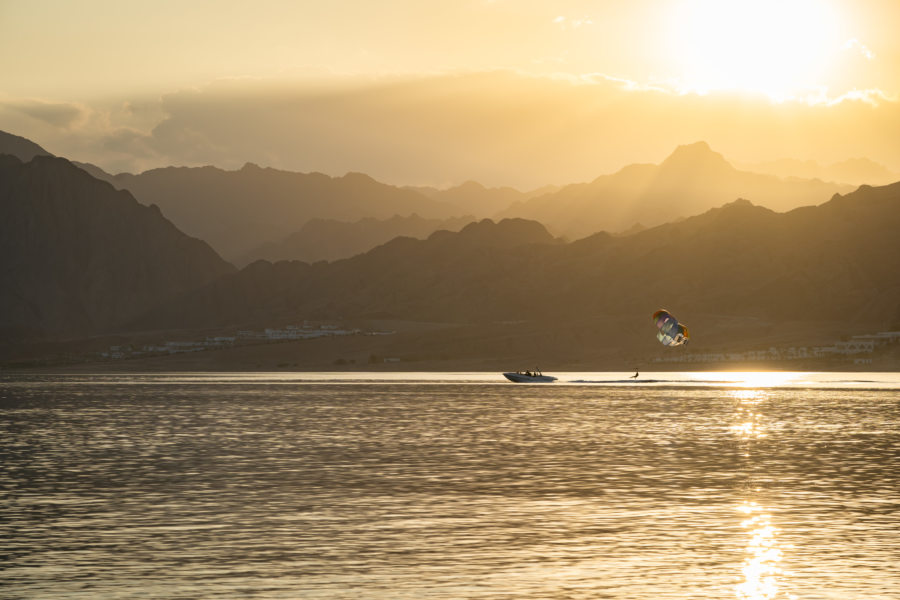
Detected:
[{"left": 569, "top": 378, "right": 740, "bottom": 385}]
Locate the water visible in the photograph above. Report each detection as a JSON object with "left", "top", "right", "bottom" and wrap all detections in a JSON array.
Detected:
[{"left": 2, "top": 372, "right": 898, "bottom": 599}]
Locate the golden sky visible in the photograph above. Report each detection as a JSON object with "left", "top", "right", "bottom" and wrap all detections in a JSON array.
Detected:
[{"left": 1, "top": 0, "right": 899, "bottom": 186}]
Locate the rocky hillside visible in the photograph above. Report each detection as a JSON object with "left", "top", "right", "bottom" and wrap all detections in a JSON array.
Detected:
[
  {"left": 0, "top": 155, "right": 235, "bottom": 340},
  {"left": 133, "top": 183, "right": 900, "bottom": 336}
]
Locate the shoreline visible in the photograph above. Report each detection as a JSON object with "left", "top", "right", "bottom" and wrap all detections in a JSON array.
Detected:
[{"left": 4, "top": 318, "right": 898, "bottom": 374}]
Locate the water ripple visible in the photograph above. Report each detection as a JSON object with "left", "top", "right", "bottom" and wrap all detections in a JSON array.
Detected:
[{"left": 1, "top": 376, "right": 898, "bottom": 598}]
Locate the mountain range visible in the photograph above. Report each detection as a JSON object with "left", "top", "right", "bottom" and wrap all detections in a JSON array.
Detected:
[
  {"left": 236, "top": 214, "right": 478, "bottom": 266},
  {"left": 132, "top": 183, "right": 900, "bottom": 342},
  {"left": 73, "top": 140, "right": 852, "bottom": 259},
  {"left": 76, "top": 162, "right": 466, "bottom": 261},
  {"left": 499, "top": 142, "right": 853, "bottom": 239},
  {"left": 407, "top": 180, "right": 558, "bottom": 217},
  {"left": 2, "top": 129, "right": 898, "bottom": 366},
  {"left": 0, "top": 154, "right": 234, "bottom": 341},
  {"left": 76, "top": 162, "right": 557, "bottom": 261},
  {"left": 740, "top": 157, "right": 899, "bottom": 186}
]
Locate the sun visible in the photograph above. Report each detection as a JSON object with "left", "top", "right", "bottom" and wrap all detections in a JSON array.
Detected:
[{"left": 666, "top": 0, "right": 842, "bottom": 99}]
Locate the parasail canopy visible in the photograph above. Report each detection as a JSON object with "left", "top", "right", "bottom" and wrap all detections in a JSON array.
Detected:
[{"left": 652, "top": 309, "right": 690, "bottom": 347}]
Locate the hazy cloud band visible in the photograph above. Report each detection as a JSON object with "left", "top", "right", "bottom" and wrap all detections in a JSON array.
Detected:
[{"left": 2, "top": 72, "right": 898, "bottom": 188}]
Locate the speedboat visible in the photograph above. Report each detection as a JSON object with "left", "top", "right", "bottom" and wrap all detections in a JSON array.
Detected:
[{"left": 503, "top": 370, "right": 557, "bottom": 383}]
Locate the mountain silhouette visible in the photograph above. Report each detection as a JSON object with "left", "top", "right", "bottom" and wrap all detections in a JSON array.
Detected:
[
  {"left": 0, "top": 130, "right": 53, "bottom": 162},
  {"left": 0, "top": 155, "right": 235, "bottom": 341},
  {"left": 236, "top": 214, "right": 477, "bottom": 267},
  {"left": 742, "top": 156, "right": 899, "bottom": 186},
  {"left": 499, "top": 141, "right": 853, "bottom": 239},
  {"left": 130, "top": 182, "right": 900, "bottom": 338},
  {"left": 45, "top": 134, "right": 858, "bottom": 260},
  {"left": 409, "top": 180, "right": 554, "bottom": 217},
  {"left": 83, "top": 162, "right": 464, "bottom": 261},
  {"left": 129, "top": 218, "right": 561, "bottom": 330}
]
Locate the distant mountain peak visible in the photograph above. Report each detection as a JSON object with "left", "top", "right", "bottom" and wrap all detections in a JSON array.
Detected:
[
  {"left": 454, "top": 217, "right": 555, "bottom": 246},
  {"left": 693, "top": 197, "right": 777, "bottom": 226},
  {"left": 677, "top": 140, "right": 712, "bottom": 152},
  {"left": 658, "top": 141, "right": 735, "bottom": 173},
  {"left": 342, "top": 171, "right": 377, "bottom": 184},
  {"left": 708, "top": 197, "right": 766, "bottom": 215},
  {"left": 455, "top": 180, "right": 487, "bottom": 191}
]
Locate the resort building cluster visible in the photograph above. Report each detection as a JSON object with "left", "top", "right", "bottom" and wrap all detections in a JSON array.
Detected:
[
  {"left": 652, "top": 331, "right": 900, "bottom": 366},
  {"left": 99, "top": 322, "right": 394, "bottom": 360}
]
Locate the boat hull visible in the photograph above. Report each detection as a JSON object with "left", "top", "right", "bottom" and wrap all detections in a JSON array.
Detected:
[{"left": 503, "top": 372, "right": 557, "bottom": 383}]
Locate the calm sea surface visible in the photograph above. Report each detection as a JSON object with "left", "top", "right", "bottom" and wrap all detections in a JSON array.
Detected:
[{"left": 2, "top": 372, "right": 899, "bottom": 599}]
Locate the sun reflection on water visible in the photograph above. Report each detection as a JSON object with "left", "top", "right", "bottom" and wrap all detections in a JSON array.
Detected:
[
  {"left": 729, "top": 388, "right": 792, "bottom": 599},
  {"left": 735, "top": 502, "right": 790, "bottom": 600},
  {"left": 708, "top": 372, "right": 800, "bottom": 388},
  {"left": 729, "top": 389, "right": 768, "bottom": 439}
]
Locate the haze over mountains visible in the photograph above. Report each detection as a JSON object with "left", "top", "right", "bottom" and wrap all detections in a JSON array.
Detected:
[
  {"left": 237, "top": 214, "right": 477, "bottom": 266},
  {"left": 741, "top": 157, "right": 899, "bottom": 187},
  {"left": 408, "top": 181, "right": 558, "bottom": 218},
  {"left": 80, "top": 162, "right": 561, "bottom": 262},
  {"left": 500, "top": 142, "right": 853, "bottom": 239},
  {"left": 79, "top": 163, "right": 463, "bottom": 261},
  {"left": 75, "top": 140, "right": 851, "bottom": 260}
]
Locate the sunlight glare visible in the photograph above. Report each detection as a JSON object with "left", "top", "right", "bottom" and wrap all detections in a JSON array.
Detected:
[
  {"left": 735, "top": 502, "right": 786, "bottom": 600},
  {"left": 707, "top": 372, "right": 797, "bottom": 388},
  {"left": 736, "top": 372, "right": 796, "bottom": 388},
  {"left": 668, "top": 0, "right": 841, "bottom": 99},
  {"left": 729, "top": 388, "right": 769, "bottom": 438}
]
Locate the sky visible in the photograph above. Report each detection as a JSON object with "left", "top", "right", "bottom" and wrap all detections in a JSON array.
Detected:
[{"left": 1, "top": 0, "right": 899, "bottom": 188}]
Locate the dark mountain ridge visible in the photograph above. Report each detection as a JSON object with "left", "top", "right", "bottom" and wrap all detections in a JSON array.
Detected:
[
  {"left": 0, "top": 154, "right": 235, "bottom": 341},
  {"left": 0, "top": 130, "right": 53, "bottom": 162},
  {"left": 130, "top": 182, "right": 900, "bottom": 338},
  {"left": 131, "top": 217, "right": 561, "bottom": 330}
]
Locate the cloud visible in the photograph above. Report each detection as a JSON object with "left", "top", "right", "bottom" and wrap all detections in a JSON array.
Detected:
[
  {"left": 100, "top": 127, "right": 158, "bottom": 158},
  {"left": 553, "top": 15, "right": 593, "bottom": 29},
  {"left": 827, "top": 88, "right": 897, "bottom": 106},
  {"left": 0, "top": 95, "right": 171, "bottom": 173},
  {"left": 1, "top": 72, "right": 898, "bottom": 187},
  {"left": 844, "top": 38, "right": 876, "bottom": 60},
  {"left": 1, "top": 98, "right": 86, "bottom": 128}
]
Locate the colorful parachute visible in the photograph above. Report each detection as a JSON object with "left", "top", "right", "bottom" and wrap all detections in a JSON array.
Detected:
[{"left": 652, "top": 309, "right": 690, "bottom": 347}]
